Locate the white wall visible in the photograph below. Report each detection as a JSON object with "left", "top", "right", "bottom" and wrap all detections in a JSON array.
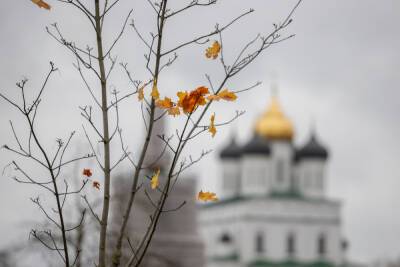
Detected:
[
  {"left": 240, "top": 155, "right": 271, "bottom": 196},
  {"left": 296, "top": 159, "right": 326, "bottom": 199},
  {"left": 220, "top": 159, "right": 241, "bottom": 199},
  {"left": 199, "top": 198, "right": 344, "bottom": 266}
]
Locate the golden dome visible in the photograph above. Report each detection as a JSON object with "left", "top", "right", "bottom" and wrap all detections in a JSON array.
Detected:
[{"left": 255, "top": 96, "right": 294, "bottom": 140}]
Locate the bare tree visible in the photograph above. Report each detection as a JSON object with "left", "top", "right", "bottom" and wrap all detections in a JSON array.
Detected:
[
  {"left": 1, "top": 0, "right": 302, "bottom": 266},
  {"left": 0, "top": 63, "right": 92, "bottom": 266}
]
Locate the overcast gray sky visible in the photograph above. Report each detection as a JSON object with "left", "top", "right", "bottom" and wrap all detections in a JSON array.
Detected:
[{"left": 0, "top": 0, "right": 399, "bottom": 265}]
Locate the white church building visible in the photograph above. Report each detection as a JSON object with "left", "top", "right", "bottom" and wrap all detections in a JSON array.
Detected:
[{"left": 199, "top": 95, "right": 348, "bottom": 267}]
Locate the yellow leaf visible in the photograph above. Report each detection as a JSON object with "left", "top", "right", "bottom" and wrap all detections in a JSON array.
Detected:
[
  {"left": 151, "top": 81, "right": 159, "bottom": 100},
  {"left": 205, "top": 41, "right": 221, "bottom": 59},
  {"left": 150, "top": 169, "right": 160, "bottom": 189},
  {"left": 198, "top": 190, "right": 218, "bottom": 202},
  {"left": 168, "top": 106, "right": 181, "bottom": 116},
  {"left": 209, "top": 113, "right": 216, "bottom": 137},
  {"left": 156, "top": 97, "right": 181, "bottom": 116},
  {"left": 207, "top": 94, "right": 221, "bottom": 101},
  {"left": 217, "top": 89, "right": 237, "bottom": 101},
  {"left": 138, "top": 86, "right": 145, "bottom": 101},
  {"left": 31, "top": 0, "right": 51, "bottom": 10}
]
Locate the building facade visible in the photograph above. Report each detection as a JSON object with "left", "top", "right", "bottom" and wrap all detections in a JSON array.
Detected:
[{"left": 199, "top": 95, "right": 347, "bottom": 267}]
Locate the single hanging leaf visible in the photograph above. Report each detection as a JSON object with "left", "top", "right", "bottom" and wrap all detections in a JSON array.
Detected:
[
  {"left": 217, "top": 89, "right": 237, "bottom": 101},
  {"left": 151, "top": 80, "right": 159, "bottom": 100},
  {"left": 93, "top": 181, "right": 100, "bottom": 190},
  {"left": 151, "top": 169, "right": 160, "bottom": 189},
  {"left": 209, "top": 113, "right": 216, "bottom": 137},
  {"left": 205, "top": 41, "right": 221, "bottom": 59},
  {"left": 198, "top": 190, "right": 218, "bottom": 202},
  {"left": 207, "top": 89, "right": 237, "bottom": 102},
  {"left": 83, "top": 168, "right": 92, "bottom": 177},
  {"left": 31, "top": 0, "right": 51, "bottom": 10},
  {"left": 138, "top": 85, "right": 145, "bottom": 101}
]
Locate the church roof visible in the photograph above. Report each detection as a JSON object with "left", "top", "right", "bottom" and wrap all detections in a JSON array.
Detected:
[
  {"left": 295, "top": 133, "right": 328, "bottom": 161},
  {"left": 254, "top": 95, "right": 294, "bottom": 141},
  {"left": 220, "top": 137, "right": 242, "bottom": 159},
  {"left": 242, "top": 134, "right": 271, "bottom": 155}
]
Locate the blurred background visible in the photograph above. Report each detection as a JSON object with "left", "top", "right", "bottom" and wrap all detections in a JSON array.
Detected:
[{"left": 0, "top": 0, "right": 399, "bottom": 266}]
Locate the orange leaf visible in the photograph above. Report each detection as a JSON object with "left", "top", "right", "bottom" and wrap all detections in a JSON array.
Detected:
[
  {"left": 151, "top": 169, "right": 160, "bottom": 189},
  {"left": 156, "top": 97, "right": 174, "bottom": 109},
  {"left": 209, "top": 113, "right": 216, "bottom": 137},
  {"left": 207, "top": 94, "right": 221, "bottom": 101},
  {"left": 93, "top": 181, "right": 100, "bottom": 190},
  {"left": 177, "top": 86, "right": 209, "bottom": 114},
  {"left": 83, "top": 168, "right": 92, "bottom": 177},
  {"left": 205, "top": 41, "right": 221, "bottom": 59},
  {"left": 31, "top": 0, "right": 51, "bottom": 10},
  {"left": 198, "top": 190, "right": 218, "bottom": 202},
  {"left": 217, "top": 89, "right": 237, "bottom": 101}
]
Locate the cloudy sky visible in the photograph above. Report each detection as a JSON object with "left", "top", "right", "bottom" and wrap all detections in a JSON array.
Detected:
[{"left": 0, "top": 0, "right": 399, "bottom": 265}]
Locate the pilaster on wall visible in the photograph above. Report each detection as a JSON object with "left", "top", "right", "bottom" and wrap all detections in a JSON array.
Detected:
[
  {"left": 240, "top": 155, "right": 271, "bottom": 197},
  {"left": 270, "top": 141, "right": 294, "bottom": 194}
]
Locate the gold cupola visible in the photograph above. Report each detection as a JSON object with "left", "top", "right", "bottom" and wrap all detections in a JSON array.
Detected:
[{"left": 255, "top": 94, "right": 294, "bottom": 141}]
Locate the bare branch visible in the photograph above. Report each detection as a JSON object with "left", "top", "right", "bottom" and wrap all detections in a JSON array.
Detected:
[
  {"left": 161, "top": 8, "right": 254, "bottom": 56},
  {"left": 56, "top": 0, "right": 96, "bottom": 29},
  {"left": 0, "top": 92, "right": 24, "bottom": 114},
  {"left": 104, "top": 10, "right": 133, "bottom": 59},
  {"left": 66, "top": 210, "right": 86, "bottom": 232},
  {"left": 82, "top": 195, "right": 101, "bottom": 224},
  {"left": 130, "top": 19, "right": 157, "bottom": 56},
  {"left": 102, "top": 0, "right": 122, "bottom": 18},
  {"left": 82, "top": 125, "right": 104, "bottom": 170},
  {"left": 73, "top": 57, "right": 102, "bottom": 108},
  {"left": 28, "top": 61, "right": 58, "bottom": 114},
  {"left": 31, "top": 197, "right": 61, "bottom": 229},
  {"left": 12, "top": 161, "right": 54, "bottom": 193},
  {"left": 165, "top": 0, "right": 217, "bottom": 19},
  {"left": 233, "top": 81, "right": 262, "bottom": 94}
]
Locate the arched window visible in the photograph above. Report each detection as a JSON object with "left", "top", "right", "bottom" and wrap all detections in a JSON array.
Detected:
[
  {"left": 287, "top": 233, "right": 296, "bottom": 257},
  {"left": 318, "top": 233, "right": 327, "bottom": 256},
  {"left": 255, "top": 232, "right": 265, "bottom": 253},
  {"left": 220, "top": 233, "right": 232, "bottom": 244}
]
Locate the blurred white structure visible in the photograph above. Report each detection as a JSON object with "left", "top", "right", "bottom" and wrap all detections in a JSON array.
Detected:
[{"left": 199, "top": 93, "right": 348, "bottom": 267}]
